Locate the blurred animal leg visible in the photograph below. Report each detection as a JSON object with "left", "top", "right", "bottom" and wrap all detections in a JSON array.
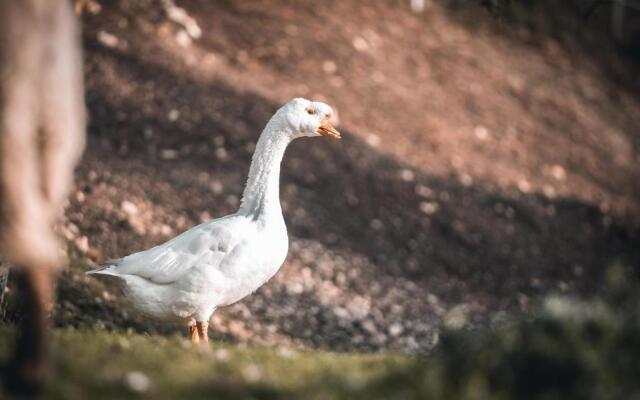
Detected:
[
  {"left": 0, "top": 0, "right": 84, "bottom": 394},
  {"left": 40, "top": 0, "right": 86, "bottom": 209},
  {"left": 4, "top": 267, "right": 55, "bottom": 395}
]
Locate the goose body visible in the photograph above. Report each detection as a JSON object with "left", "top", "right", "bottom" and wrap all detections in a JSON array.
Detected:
[{"left": 87, "top": 98, "right": 340, "bottom": 342}]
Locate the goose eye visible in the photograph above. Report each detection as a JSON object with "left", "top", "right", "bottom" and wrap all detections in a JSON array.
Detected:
[{"left": 305, "top": 108, "right": 315, "bottom": 115}]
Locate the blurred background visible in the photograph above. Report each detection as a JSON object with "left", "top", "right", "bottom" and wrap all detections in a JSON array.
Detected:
[{"left": 2, "top": 0, "right": 639, "bottom": 397}]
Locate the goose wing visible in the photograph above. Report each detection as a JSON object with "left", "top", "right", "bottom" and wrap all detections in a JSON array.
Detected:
[{"left": 90, "top": 215, "right": 253, "bottom": 284}]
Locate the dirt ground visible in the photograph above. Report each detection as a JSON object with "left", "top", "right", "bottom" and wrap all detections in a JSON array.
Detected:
[{"left": 34, "top": 0, "right": 640, "bottom": 353}]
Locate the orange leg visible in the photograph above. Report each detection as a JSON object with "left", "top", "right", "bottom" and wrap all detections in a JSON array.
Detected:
[
  {"left": 189, "top": 324, "right": 200, "bottom": 344},
  {"left": 196, "top": 321, "right": 209, "bottom": 343}
]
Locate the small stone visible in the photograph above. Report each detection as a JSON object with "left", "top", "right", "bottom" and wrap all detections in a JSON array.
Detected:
[
  {"left": 121, "top": 200, "right": 139, "bottom": 216},
  {"left": 400, "top": 169, "right": 415, "bottom": 182},
  {"left": 542, "top": 185, "right": 556, "bottom": 198},
  {"left": 75, "top": 236, "right": 89, "bottom": 254},
  {"left": 124, "top": 371, "right": 150, "bottom": 393},
  {"left": 209, "top": 180, "right": 223, "bottom": 194},
  {"left": 460, "top": 174, "right": 473, "bottom": 186},
  {"left": 287, "top": 282, "right": 304, "bottom": 294},
  {"left": 160, "top": 224, "right": 173, "bottom": 236},
  {"left": 86, "top": 0, "right": 102, "bottom": 14},
  {"left": 362, "top": 319, "right": 377, "bottom": 334},
  {"left": 175, "top": 29, "right": 192, "bottom": 47},
  {"left": 97, "top": 31, "right": 119, "bottom": 48},
  {"left": 444, "top": 304, "right": 468, "bottom": 329},
  {"left": 419, "top": 201, "right": 439, "bottom": 215},
  {"left": 389, "top": 323, "right": 403, "bottom": 337},
  {"left": 161, "top": 149, "right": 178, "bottom": 160},
  {"left": 517, "top": 179, "right": 531, "bottom": 193},
  {"left": 215, "top": 348, "right": 229, "bottom": 361},
  {"left": 168, "top": 109, "right": 180, "bottom": 122},
  {"left": 550, "top": 165, "right": 566, "bottom": 181},
  {"left": 365, "top": 134, "right": 381, "bottom": 147},
  {"left": 322, "top": 60, "right": 337, "bottom": 74},
  {"left": 415, "top": 184, "right": 433, "bottom": 198},
  {"left": 333, "top": 307, "right": 349, "bottom": 319},
  {"left": 352, "top": 37, "right": 369, "bottom": 51},
  {"left": 410, "top": 0, "right": 427, "bottom": 13},
  {"left": 163, "top": 0, "right": 202, "bottom": 39},
  {"left": 215, "top": 147, "right": 228, "bottom": 160},
  {"left": 370, "top": 219, "right": 384, "bottom": 230},
  {"left": 473, "top": 125, "right": 489, "bottom": 140},
  {"left": 242, "top": 364, "right": 262, "bottom": 382}
]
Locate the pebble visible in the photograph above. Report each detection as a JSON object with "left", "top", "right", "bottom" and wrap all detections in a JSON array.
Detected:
[
  {"left": 366, "top": 134, "right": 381, "bottom": 147},
  {"left": 400, "top": 169, "right": 415, "bottom": 182},
  {"left": 419, "top": 201, "right": 439, "bottom": 215},
  {"left": 550, "top": 164, "right": 566, "bottom": 181},
  {"left": 168, "top": 109, "right": 180, "bottom": 122},
  {"left": 161, "top": 149, "right": 178, "bottom": 160},
  {"left": 322, "top": 60, "right": 337, "bottom": 74},
  {"left": 97, "top": 31, "right": 119, "bottom": 48},
  {"left": 473, "top": 125, "right": 489, "bottom": 140},
  {"left": 175, "top": 30, "right": 192, "bottom": 47},
  {"left": 517, "top": 179, "right": 531, "bottom": 193},
  {"left": 75, "top": 236, "right": 90, "bottom": 254},
  {"left": 415, "top": 184, "right": 433, "bottom": 198},
  {"left": 242, "top": 364, "right": 262, "bottom": 382},
  {"left": 124, "top": 371, "right": 150, "bottom": 393},
  {"left": 389, "top": 323, "right": 403, "bottom": 337},
  {"left": 460, "top": 174, "right": 473, "bottom": 186},
  {"left": 215, "top": 348, "right": 229, "bottom": 361},
  {"left": 209, "top": 181, "right": 224, "bottom": 194},
  {"left": 159, "top": 224, "right": 173, "bottom": 236},
  {"left": 121, "top": 200, "right": 139, "bottom": 216},
  {"left": 352, "top": 37, "right": 369, "bottom": 52}
]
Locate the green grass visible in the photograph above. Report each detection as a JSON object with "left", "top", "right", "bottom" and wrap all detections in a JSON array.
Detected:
[
  {"left": 1, "top": 266, "right": 639, "bottom": 399},
  {"left": 0, "top": 327, "right": 411, "bottom": 400}
]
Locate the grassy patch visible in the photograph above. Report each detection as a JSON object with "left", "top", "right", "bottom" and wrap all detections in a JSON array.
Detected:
[
  {"left": 0, "top": 327, "right": 410, "bottom": 399},
  {"left": 1, "top": 266, "right": 639, "bottom": 399}
]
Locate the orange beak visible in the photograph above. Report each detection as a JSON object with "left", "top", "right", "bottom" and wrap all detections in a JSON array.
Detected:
[{"left": 316, "top": 122, "right": 341, "bottom": 139}]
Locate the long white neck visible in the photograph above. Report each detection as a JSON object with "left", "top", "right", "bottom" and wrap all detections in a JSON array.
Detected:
[{"left": 239, "top": 119, "right": 292, "bottom": 219}]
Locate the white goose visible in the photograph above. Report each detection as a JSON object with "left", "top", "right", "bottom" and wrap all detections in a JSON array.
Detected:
[{"left": 87, "top": 98, "right": 341, "bottom": 343}]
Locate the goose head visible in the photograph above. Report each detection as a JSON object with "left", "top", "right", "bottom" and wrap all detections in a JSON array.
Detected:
[{"left": 277, "top": 98, "right": 341, "bottom": 140}]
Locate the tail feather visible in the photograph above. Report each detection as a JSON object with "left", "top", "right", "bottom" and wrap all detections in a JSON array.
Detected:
[{"left": 86, "top": 258, "right": 122, "bottom": 276}]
